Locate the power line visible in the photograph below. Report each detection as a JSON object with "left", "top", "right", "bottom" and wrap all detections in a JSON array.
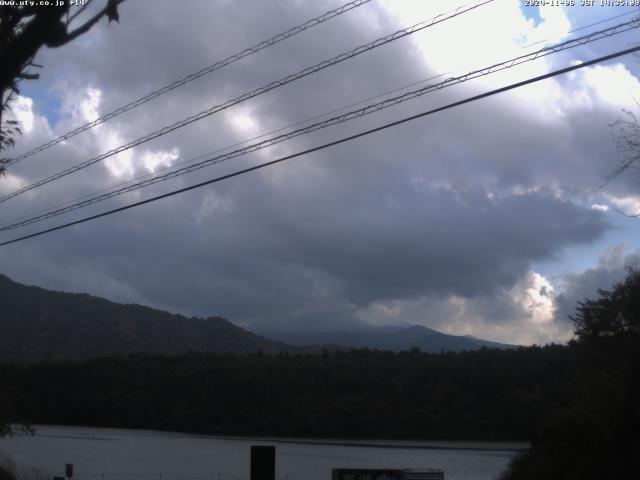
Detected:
[
  {"left": 0, "top": 72, "right": 450, "bottom": 230},
  {"left": 2, "top": 44, "right": 639, "bottom": 248},
  {"left": 6, "top": 6, "right": 634, "bottom": 230},
  {"left": 523, "top": 9, "right": 638, "bottom": 49},
  {"left": 3, "top": 17, "right": 637, "bottom": 231},
  {"left": 0, "top": 0, "right": 495, "bottom": 205},
  {"left": 5, "top": 0, "right": 374, "bottom": 167}
]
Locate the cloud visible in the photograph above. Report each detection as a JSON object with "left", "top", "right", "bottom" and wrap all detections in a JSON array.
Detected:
[
  {"left": 591, "top": 203, "right": 609, "bottom": 212},
  {"left": 355, "top": 269, "right": 571, "bottom": 345},
  {"left": 0, "top": 0, "right": 637, "bottom": 344},
  {"left": 554, "top": 244, "right": 640, "bottom": 325},
  {"left": 142, "top": 148, "right": 179, "bottom": 174},
  {"left": 604, "top": 193, "right": 640, "bottom": 216},
  {"left": 511, "top": 271, "right": 555, "bottom": 325},
  {"left": 13, "top": 96, "right": 35, "bottom": 133}
]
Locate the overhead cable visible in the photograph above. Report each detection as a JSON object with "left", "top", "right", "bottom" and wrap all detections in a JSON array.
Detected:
[
  {"left": 5, "top": 0, "right": 374, "bottom": 166},
  {"left": 0, "top": 71, "right": 450, "bottom": 230},
  {"left": 2, "top": 17, "right": 638, "bottom": 231},
  {"left": 7, "top": 7, "right": 634, "bottom": 229},
  {"left": 0, "top": 0, "right": 495, "bottom": 204},
  {"left": 2, "top": 44, "right": 639, "bottom": 247}
]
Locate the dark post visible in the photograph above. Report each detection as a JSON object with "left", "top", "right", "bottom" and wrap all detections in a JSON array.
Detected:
[
  {"left": 65, "top": 464, "right": 73, "bottom": 480},
  {"left": 250, "top": 446, "right": 275, "bottom": 480}
]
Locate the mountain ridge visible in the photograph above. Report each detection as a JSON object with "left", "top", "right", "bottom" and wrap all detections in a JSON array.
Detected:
[
  {"left": 257, "top": 324, "right": 516, "bottom": 352},
  {"left": 0, "top": 274, "right": 515, "bottom": 363},
  {"left": 0, "top": 274, "right": 291, "bottom": 363}
]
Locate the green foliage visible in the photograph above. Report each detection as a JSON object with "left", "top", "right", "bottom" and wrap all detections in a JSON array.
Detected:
[
  {"left": 0, "top": 117, "right": 20, "bottom": 175},
  {"left": 0, "top": 454, "right": 18, "bottom": 480},
  {"left": 0, "top": 345, "right": 574, "bottom": 440},
  {"left": 572, "top": 267, "right": 640, "bottom": 339},
  {"left": 0, "top": 271, "right": 285, "bottom": 436},
  {"left": 0, "top": 466, "right": 16, "bottom": 480},
  {"left": 502, "top": 268, "right": 640, "bottom": 480},
  {"left": 0, "top": 1, "right": 123, "bottom": 176},
  {"left": 0, "top": 274, "right": 289, "bottom": 363}
]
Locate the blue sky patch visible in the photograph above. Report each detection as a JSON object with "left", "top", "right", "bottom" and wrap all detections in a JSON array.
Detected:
[
  {"left": 520, "top": 2, "right": 542, "bottom": 27},
  {"left": 17, "top": 83, "right": 62, "bottom": 127}
]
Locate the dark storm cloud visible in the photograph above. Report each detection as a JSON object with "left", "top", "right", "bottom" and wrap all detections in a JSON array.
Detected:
[
  {"left": 0, "top": 1, "right": 632, "bottom": 339},
  {"left": 235, "top": 177, "right": 607, "bottom": 303}
]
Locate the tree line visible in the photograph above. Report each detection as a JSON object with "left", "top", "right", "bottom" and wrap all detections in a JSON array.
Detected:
[
  {"left": 1, "top": 270, "right": 638, "bottom": 478},
  {"left": 1, "top": 345, "right": 574, "bottom": 440}
]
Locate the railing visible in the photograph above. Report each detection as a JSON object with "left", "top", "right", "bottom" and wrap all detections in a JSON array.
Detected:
[{"left": 19, "top": 470, "right": 289, "bottom": 480}]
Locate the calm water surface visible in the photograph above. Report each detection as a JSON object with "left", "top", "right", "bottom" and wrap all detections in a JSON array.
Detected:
[{"left": 0, "top": 425, "right": 527, "bottom": 480}]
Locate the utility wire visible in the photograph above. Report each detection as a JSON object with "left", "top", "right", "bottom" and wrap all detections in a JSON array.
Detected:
[
  {"left": 2, "top": 44, "right": 639, "bottom": 247},
  {"left": 0, "top": 0, "right": 495, "bottom": 205},
  {"left": 0, "top": 72, "right": 450, "bottom": 230},
  {"left": 5, "top": 0, "right": 374, "bottom": 167},
  {"left": 6, "top": 7, "right": 633, "bottom": 230},
  {"left": 2, "top": 17, "right": 637, "bottom": 232},
  {"left": 523, "top": 9, "right": 638, "bottom": 49}
]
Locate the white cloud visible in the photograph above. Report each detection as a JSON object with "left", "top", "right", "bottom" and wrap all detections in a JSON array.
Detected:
[
  {"left": 355, "top": 269, "right": 571, "bottom": 346},
  {"left": 13, "top": 96, "right": 34, "bottom": 133},
  {"left": 229, "top": 110, "right": 258, "bottom": 133},
  {"left": 604, "top": 193, "right": 640, "bottom": 216},
  {"left": 102, "top": 129, "right": 135, "bottom": 179},
  {"left": 81, "top": 88, "right": 102, "bottom": 123},
  {"left": 510, "top": 271, "right": 555, "bottom": 324},
  {"left": 0, "top": 172, "right": 27, "bottom": 194},
  {"left": 55, "top": 86, "right": 139, "bottom": 179},
  {"left": 142, "top": 147, "right": 179, "bottom": 173},
  {"left": 579, "top": 64, "right": 640, "bottom": 108},
  {"left": 60, "top": 86, "right": 102, "bottom": 125},
  {"left": 381, "top": 0, "right": 569, "bottom": 90},
  {"left": 590, "top": 203, "right": 609, "bottom": 212}
]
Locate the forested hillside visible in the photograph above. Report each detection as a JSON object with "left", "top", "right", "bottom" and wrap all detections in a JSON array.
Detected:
[
  {"left": 259, "top": 325, "right": 515, "bottom": 352},
  {"left": 0, "top": 274, "right": 513, "bottom": 362},
  {"left": 1, "top": 345, "right": 573, "bottom": 440},
  {"left": 0, "top": 274, "right": 289, "bottom": 362}
]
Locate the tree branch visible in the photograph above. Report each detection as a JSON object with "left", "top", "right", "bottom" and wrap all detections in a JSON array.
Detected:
[
  {"left": 64, "top": 0, "right": 124, "bottom": 43},
  {"left": 17, "top": 72, "right": 39, "bottom": 80}
]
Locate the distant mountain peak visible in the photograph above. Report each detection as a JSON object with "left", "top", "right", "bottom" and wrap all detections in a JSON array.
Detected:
[{"left": 258, "top": 324, "right": 516, "bottom": 352}]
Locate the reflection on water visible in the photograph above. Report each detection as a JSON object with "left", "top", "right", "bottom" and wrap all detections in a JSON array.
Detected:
[{"left": 0, "top": 426, "right": 527, "bottom": 480}]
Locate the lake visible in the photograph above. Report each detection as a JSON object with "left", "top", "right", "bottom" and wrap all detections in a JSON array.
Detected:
[{"left": 0, "top": 425, "right": 527, "bottom": 480}]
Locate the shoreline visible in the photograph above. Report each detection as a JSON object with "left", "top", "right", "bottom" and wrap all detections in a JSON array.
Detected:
[{"left": 26, "top": 424, "right": 530, "bottom": 452}]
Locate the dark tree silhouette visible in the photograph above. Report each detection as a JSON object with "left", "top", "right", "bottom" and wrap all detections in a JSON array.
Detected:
[
  {"left": 608, "top": 109, "right": 640, "bottom": 195},
  {"left": 501, "top": 268, "right": 640, "bottom": 480},
  {"left": 606, "top": 106, "right": 640, "bottom": 217},
  {"left": 572, "top": 267, "right": 640, "bottom": 338},
  {"left": 0, "top": 0, "right": 124, "bottom": 175},
  {"left": 0, "top": 0, "right": 124, "bottom": 435}
]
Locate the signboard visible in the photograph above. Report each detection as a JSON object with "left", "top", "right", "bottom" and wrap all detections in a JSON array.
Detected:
[
  {"left": 332, "top": 469, "right": 403, "bottom": 480},
  {"left": 332, "top": 469, "right": 444, "bottom": 480}
]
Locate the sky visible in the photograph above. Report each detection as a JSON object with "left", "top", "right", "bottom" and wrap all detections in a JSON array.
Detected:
[{"left": 2, "top": 0, "right": 640, "bottom": 345}]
